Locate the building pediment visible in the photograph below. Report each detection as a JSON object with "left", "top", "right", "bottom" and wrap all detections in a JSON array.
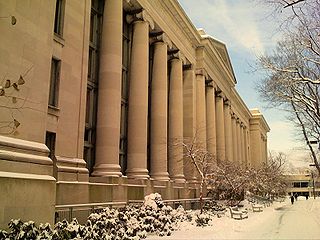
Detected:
[{"left": 198, "top": 29, "right": 237, "bottom": 85}]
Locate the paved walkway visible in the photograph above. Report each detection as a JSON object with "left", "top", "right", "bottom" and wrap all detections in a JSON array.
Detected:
[
  {"left": 239, "top": 198, "right": 320, "bottom": 239},
  {"left": 147, "top": 198, "right": 320, "bottom": 239}
]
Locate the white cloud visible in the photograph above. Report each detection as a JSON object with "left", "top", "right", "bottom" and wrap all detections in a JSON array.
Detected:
[{"left": 179, "top": 0, "right": 276, "bottom": 54}]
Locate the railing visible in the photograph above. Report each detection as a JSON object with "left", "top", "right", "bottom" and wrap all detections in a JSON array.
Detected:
[
  {"left": 55, "top": 201, "right": 127, "bottom": 223},
  {"left": 129, "top": 197, "right": 212, "bottom": 210},
  {"left": 55, "top": 197, "right": 212, "bottom": 223}
]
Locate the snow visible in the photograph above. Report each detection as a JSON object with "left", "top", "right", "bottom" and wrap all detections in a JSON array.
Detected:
[
  {"left": 146, "top": 197, "right": 320, "bottom": 239},
  {"left": 4, "top": 194, "right": 320, "bottom": 239}
]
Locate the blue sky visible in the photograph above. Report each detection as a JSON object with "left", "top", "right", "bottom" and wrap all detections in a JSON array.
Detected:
[{"left": 178, "top": 0, "right": 310, "bottom": 167}]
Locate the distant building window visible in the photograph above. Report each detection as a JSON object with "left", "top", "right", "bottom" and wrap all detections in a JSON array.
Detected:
[
  {"left": 54, "top": 0, "right": 65, "bottom": 36},
  {"left": 84, "top": 0, "right": 103, "bottom": 174},
  {"left": 293, "top": 182, "right": 309, "bottom": 188},
  {"left": 49, "top": 58, "right": 61, "bottom": 107}
]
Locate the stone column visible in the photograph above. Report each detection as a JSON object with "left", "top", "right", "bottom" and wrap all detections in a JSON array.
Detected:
[
  {"left": 265, "top": 137, "right": 268, "bottom": 163},
  {"left": 242, "top": 126, "right": 247, "bottom": 167},
  {"left": 236, "top": 119, "right": 241, "bottom": 164},
  {"left": 240, "top": 123, "right": 244, "bottom": 166},
  {"left": 260, "top": 135, "right": 264, "bottom": 166},
  {"left": 196, "top": 69, "right": 207, "bottom": 149},
  {"left": 150, "top": 34, "right": 171, "bottom": 181},
  {"left": 246, "top": 129, "right": 251, "bottom": 167},
  {"left": 206, "top": 81, "right": 216, "bottom": 158},
  {"left": 126, "top": 11, "right": 154, "bottom": 179},
  {"left": 93, "top": 0, "right": 122, "bottom": 177},
  {"left": 183, "top": 66, "right": 197, "bottom": 181},
  {"left": 215, "top": 92, "right": 225, "bottom": 162},
  {"left": 168, "top": 54, "right": 185, "bottom": 183},
  {"left": 224, "top": 101, "right": 233, "bottom": 162},
  {"left": 232, "top": 114, "right": 238, "bottom": 164}
]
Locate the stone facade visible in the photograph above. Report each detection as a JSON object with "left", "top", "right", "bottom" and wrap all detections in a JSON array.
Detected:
[{"left": 0, "top": 0, "right": 269, "bottom": 227}]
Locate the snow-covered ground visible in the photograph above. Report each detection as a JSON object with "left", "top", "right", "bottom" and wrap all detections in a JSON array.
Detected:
[{"left": 147, "top": 197, "right": 320, "bottom": 239}]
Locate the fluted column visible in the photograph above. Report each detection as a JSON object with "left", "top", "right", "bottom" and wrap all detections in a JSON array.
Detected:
[
  {"left": 246, "top": 129, "right": 251, "bottom": 167},
  {"left": 242, "top": 126, "right": 247, "bottom": 167},
  {"left": 236, "top": 119, "right": 241, "bottom": 164},
  {"left": 196, "top": 69, "right": 207, "bottom": 149},
  {"left": 206, "top": 82, "right": 216, "bottom": 158},
  {"left": 93, "top": 0, "right": 122, "bottom": 177},
  {"left": 265, "top": 137, "right": 268, "bottom": 163},
  {"left": 239, "top": 124, "right": 244, "bottom": 166},
  {"left": 150, "top": 34, "right": 171, "bottom": 181},
  {"left": 232, "top": 114, "right": 238, "bottom": 164},
  {"left": 168, "top": 56, "right": 185, "bottom": 183},
  {"left": 126, "top": 11, "right": 154, "bottom": 179},
  {"left": 183, "top": 66, "right": 197, "bottom": 181},
  {"left": 224, "top": 101, "right": 233, "bottom": 162},
  {"left": 215, "top": 92, "right": 225, "bottom": 162}
]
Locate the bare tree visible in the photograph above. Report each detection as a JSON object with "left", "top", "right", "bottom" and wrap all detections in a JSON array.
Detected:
[
  {"left": 207, "top": 161, "right": 250, "bottom": 206},
  {"left": 180, "top": 134, "right": 215, "bottom": 213},
  {"left": 249, "top": 151, "right": 287, "bottom": 198},
  {"left": 257, "top": 0, "right": 320, "bottom": 174}
]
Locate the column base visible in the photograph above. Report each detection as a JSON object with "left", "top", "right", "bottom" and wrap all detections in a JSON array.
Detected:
[
  {"left": 126, "top": 168, "right": 149, "bottom": 179},
  {"left": 186, "top": 176, "right": 198, "bottom": 184},
  {"left": 171, "top": 174, "right": 186, "bottom": 183},
  {"left": 150, "top": 172, "right": 170, "bottom": 181},
  {"left": 92, "top": 164, "right": 122, "bottom": 177}
]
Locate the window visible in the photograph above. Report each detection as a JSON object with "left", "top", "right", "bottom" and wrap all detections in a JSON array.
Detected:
[
  {"left": 45, "top": 131, "right": 57, "bottom": 178},
  {"left": 293, "top": 182, "right": 309, "bottom": 188},
  {"left": 49, "top": 58, "right": 61, "bottom": 107},
  {"left": 119, "top": 11, "right": 131, "bottom": 175},
  {"left": 54, "top": 0, "right": 65, "bottom": 36},
  {"left": 84, "top": 0, "right": 103, "bottom": 174}
]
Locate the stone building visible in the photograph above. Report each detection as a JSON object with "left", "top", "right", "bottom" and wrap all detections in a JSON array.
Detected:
[{"left": 0, "top": 0, "right": 270, "bottom": 227}]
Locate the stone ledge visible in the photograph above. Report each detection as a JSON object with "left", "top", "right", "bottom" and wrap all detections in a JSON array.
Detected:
[
  {"left": 0, "top": 150, "right": 52, "bottom": 165},
  {"left": 0, "top": 171, "right": 55, "bottom": 181},
  {"left": 0, "top": 135, "right": 49, "bottom": 156}
]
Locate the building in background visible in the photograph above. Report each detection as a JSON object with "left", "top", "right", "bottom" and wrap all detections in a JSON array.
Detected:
[
  {"left": 0, "top": 0, "right": 270, "bottom": 227},
  {"left": 286, "top": 174, "right": 320, "bottom": 198}
]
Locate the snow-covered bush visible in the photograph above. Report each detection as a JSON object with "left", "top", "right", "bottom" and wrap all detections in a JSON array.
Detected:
[
  {"left": 0, "top": 219, "right": 55, "bottom": 240},
  {"left": 0, "top": 193, "right": 214, "bottom": 239},
  {"left": 203, "top": 200, "right": 226, "bottom": 213},
  {"left": 195, "top": 213, "right": 213, "bottom": 227}
]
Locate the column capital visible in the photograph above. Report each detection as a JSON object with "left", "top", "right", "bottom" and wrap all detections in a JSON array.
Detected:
[
  {"left": 216, "top": 90, "right": 226, "bottom": 99},
  {"left": 126, "top": 10, "right": 154, "bottom": 30},
  {"left": 205, "top": 78, "right": 217, "bottom": 89},
  {"left": 183, "top": 63, "right": 194, "bottom": 71},
  {"left": 169, "top": 50, "right": 186, "bottom": 64},
  {"left": 150, "top": 32, "right": 173, "bottom": 49},
  {"left": 224, "top": 99, "right": 231, "bottom": 107},
  {"left": 195, "top": 68, "right": 208, "bottom": 78}
]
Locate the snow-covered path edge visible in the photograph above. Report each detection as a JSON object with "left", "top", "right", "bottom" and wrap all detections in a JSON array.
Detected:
[{"left": 146, "top": 198, "right": 320, "bottom": 240}]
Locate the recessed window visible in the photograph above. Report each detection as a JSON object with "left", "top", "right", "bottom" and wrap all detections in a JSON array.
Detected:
[
  {"left": 84, "top": 0, "right": 103, "bottom": 174},
  {"left": 49, "top": 58, "right": 61, "bottom": 107},
  {"left": 54, "top": 0, "right": 65, "bottom": 36},
  {"left": 120, "top": 11, "right": 131, "bottom": 175}
]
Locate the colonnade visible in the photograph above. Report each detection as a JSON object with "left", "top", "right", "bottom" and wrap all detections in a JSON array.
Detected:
[
  {"left": 92, "top": 3, "right": 251, "bottom": 181},
  {"left": 208, "top": 90, "right": 249, "bottom": 166}
]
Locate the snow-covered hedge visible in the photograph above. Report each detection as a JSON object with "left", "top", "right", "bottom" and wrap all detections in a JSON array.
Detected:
[{"left": 0, "top": 193, "right": 215, "bottom": 240}]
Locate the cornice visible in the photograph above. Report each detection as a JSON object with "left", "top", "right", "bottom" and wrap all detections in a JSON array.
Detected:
[{"left": 136, "top": 0, "right": 199, "bottom": 64}]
